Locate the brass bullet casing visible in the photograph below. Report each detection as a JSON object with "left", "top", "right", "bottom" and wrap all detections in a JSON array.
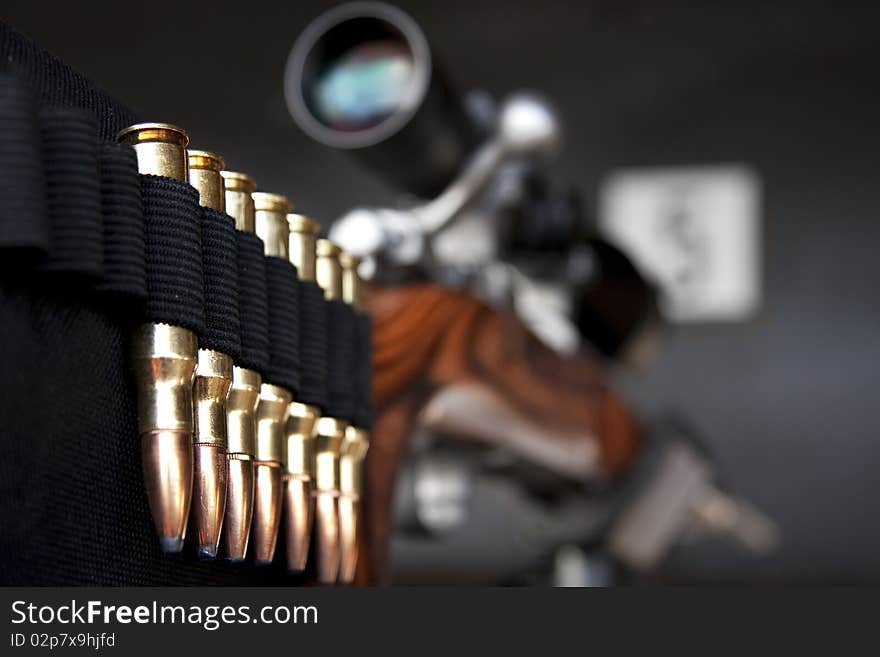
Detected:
[
  {"left": 253, "top": 192, "right": 292, "bottom": 259},
  {"left": 313, "top": 416, "right": 347, "bottom": 584},
  {"left": 118, "top": 123, "right": 189, "bottom": 180},
  {"left": 251, "top": 191, "right": 294, "bottom": 565},
  {"left": 188, "top": 150, "right": 226, "bottom": 212},
  {"left": 283, "top": 402, "right": 320, "bottom": 572},
  {"left": 132, "top": 323, "right": 198, "bottom": 555},
  {"left": 221, "top": 170, "right": 260, "bottom": 561},
  {"left": 119, "top": 123, "right": 196, "bottom": 554},
  {"left": 338, "top": 425, "right": 370, "bottom": 584},
  {"left": 224, "top": 366, "right": 260, "bottom": 561},
  {"left": 287, "top": 214, "right": 320, "bottom": 282},
  {"left": 188, "top": 150, "right": 233, "bottom": 559},
  {"left": 220, "top": 171, "right": 257, "bottom": 233},
  {"left": 253, "top": 382, "right": 291, "bottom": 564},
  {"left": 339, "top": 252, "right": 365, "bottom": 312},
  {"left": 255, "top": 384, "right": 289, "bottom": 476},
  {"left": 315, "top": 239, "right": 343, "bottom": 301}
]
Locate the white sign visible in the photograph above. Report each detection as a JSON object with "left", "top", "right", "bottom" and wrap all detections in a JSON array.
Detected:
[{"left": 599, "top": 164, "right": 761, "bottom": 323}]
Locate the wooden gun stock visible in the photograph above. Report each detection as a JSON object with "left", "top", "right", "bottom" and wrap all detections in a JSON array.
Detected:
[{"left": 357, "top": 284, "right": 640, "bottom": 584}]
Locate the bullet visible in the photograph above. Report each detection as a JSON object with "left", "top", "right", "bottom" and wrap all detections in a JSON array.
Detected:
[
  {"left": 187, "top": 150, "right": 233, "bottom": 559},
  {"left": 284, "top": 401, "right": 319, "bottom": 572},
  {"left": 118, "top": 123, "right": 196, "bottom": 554},
  {"left": 313, "top": 415, "right": 346, "bottom": 584},
  {"left": 220, "top": 170, "right": 260, "bottom": 562},
  {"left": 253, "top": 381, "right": 290, "bottom": 565},
  {"left": 287, "top": 214, "right": 318, "bottom": 283},
  {"left": 339, "top": 251, "right": 366, "bottom": 312},
  {"left": 284, "top": 213, "right": 322, "bottom": 572},
  {"left": 251, "top": 191, "right": 294, "bottom": 565},
  {"left": 338, "top": 425, "right": 369, "bottom": 584},
  {"left": 316, "top": 238, "right": 344, "bottom": 300},
  {"left": 313, "top": 239, "right": 347, "bottom": 584},
  {"left": 338, "top": 252, "right": 370, "bottom": 584},
  {"left": 221, "top": 171, "right": 257, "bottom": 234}
]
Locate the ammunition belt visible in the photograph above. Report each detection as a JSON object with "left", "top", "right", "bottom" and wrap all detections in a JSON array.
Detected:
[{"left": 0, "top": 22, "right": 372, "bottom": 585}]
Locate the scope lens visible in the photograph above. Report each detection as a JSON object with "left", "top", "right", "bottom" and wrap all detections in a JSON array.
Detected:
[{"left": 313, "top": 40, "right": 414, "bottom": 131}]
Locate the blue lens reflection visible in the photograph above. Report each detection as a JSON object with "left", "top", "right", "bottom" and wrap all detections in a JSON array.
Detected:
[{"left": 315, "top": 41, "right": 413, "bottom": 131}]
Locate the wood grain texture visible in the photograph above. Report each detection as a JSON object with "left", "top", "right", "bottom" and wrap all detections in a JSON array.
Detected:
[{"left": 355, "top": 284, "right": 640, "bottom": 585}]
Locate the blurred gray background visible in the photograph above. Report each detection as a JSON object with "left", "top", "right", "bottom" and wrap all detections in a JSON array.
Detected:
[{"left": 6, "top": 0, "right": 878, "bottom": 582}]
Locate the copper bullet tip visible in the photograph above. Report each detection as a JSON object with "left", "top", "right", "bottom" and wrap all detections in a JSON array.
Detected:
[
  {"left": 191, "top": 443, "right": 228, "bottom": 560},
  {"left": 224, "top": 454, "right": 256, "bottom": 562},
  {"left": 284, "top": 476, "right": 314, "bottom": 573},
  {"left": 338, "top": 496, "right": 360, "bottom": 584},
  {"left": 252, "top": 462, "right": 283, "bottom": 565},
  {"left": 142, "top": 430, "right": 193, "bottom": 554},
  {"left": 314, "top": 491, "right": 341, "bottom": 584}
]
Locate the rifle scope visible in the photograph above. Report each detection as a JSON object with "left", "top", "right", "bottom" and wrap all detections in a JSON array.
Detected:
[{"left": 285, "top": 2, "right": 477, "bottom": 197}]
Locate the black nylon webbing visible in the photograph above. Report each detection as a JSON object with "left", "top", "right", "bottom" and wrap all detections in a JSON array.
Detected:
[
  {"left": 0, "top": 71, "right": 48, "bottom": 254},
  {"left": 325, "top": 299, "right": 357, "bottom": 421},
  {"left": 0, "top": 23, "right": 141, "bottom": 140},
  {"left": 263, "top": 257, "right": 300, "bottom": 393},
  {"left": 235, "top": 232, "right": 270, "bottom": 373},
  {"left": 353, "top": 311, "right": 374, "bottom": 429},
  {"left": 0, "top": 23, "right": 325, "bottom": 585},
  {"left": 96, "top": 142, "right": 145, "bottom": 301},
  {"left": 39, "top": 107, "right": 103, "bottom": 278},
  {"left": 140, "top": 175, "right": 204, "bottom": 333},
  {"left": 201, "top": 207, "right": 241, "bottom": 360},
  {"left": 0, "top": 282, "right": 307, "bottom": 586},
  {"left": 297, "top": 280, "right": 328, "bottom": 410}
]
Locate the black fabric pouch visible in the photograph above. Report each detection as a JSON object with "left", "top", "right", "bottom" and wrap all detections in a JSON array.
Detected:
[{"left": 0, "top": 23, "right": 314, "bottom": 585}]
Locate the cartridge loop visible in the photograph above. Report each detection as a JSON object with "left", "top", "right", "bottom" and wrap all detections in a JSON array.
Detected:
[
  {"left": 97, "top": 142, "right": 146, "bottom": 300},
  {"left": 235, "top": 232, "right": 270, "bottom": 372},
  {"left": 140, "top": 176, "right": 205, "bottom": 333},
  {"left": 39, "top": 107, "right": 103, "bottom": 278},
  {"left": 199, "top": 207, "right": 242, "bottom": 359},
  {"left": 296, "top": 281, "right": 329, "bottom": 410}
]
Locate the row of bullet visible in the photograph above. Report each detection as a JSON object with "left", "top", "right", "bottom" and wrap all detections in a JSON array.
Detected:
[{"left": 118, "top": 122, "right": 369, "bottom": 584}]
